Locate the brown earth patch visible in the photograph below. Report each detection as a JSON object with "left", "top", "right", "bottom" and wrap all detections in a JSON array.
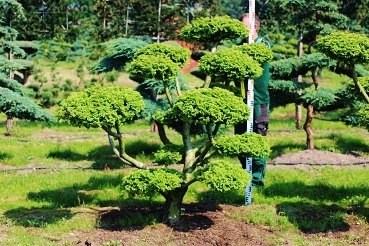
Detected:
[
  {"left": 57, "top": 202, "right": 369, "bottom": 246},
  {"left": 272, "top": 149, "right": 369, "bottom": 166}
]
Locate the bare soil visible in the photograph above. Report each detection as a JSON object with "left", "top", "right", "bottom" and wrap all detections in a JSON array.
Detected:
[
  {"left": 57, "top": 150, "right": 368, "bottom": 246},
  {"left": 59, "top": 200, "right": 369, "bottom": 246}
]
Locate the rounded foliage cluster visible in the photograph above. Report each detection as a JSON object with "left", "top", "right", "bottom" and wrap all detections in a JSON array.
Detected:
[
  {"left": 180, "top": 15, "right": 248, "bottom": 47},
  {"left": 56, "top": 85, "right": 144, "bottom": 128},
  {"left": 134, "top": 43, "right": 190, "bottom": 68},
  {"left": 153, "top": 144, "right": 183, "bottom": 166},
  {"left": 233, "top": 43, "right": 273, "bottom": 65},
  {"left": 122, "top": 168, "right": 183, "bottom": 196},
  {"left": 317, "top": 32, "right": 369, "bottom": 65},
  {"left": 300, "top": 88, "right": 337, "bottom": 110},
  {"left": 127, "top": 54, "right": 180, "bottom": 82},
  {"left": 197, "top": 161, "right": 250, "bottom": 192},
  {"left": 168, "top": 87, "right": 250, "bottom": 125},
  {"left": 214, "top": 132, "right": 270, "bottom": 158},
  {"left": 199, "top": 48, "right": 262, "bottom": 82}
]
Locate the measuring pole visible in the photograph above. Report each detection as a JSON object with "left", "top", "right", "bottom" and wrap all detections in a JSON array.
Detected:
[{"left": 245, "top": 0, "right": 255, "bottom": 206}]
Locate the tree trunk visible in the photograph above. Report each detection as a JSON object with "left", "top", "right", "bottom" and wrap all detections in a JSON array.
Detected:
[
  {"left": 303, "top": 104, "right": 314, "bottom": 150},
  {"left": 163, "top": 186, "right": 188, "bottom": 224},
  {"left": 311, "top": 66, "right": 319, "bottom": 90},
  {"left": 155, "top": 121, "right": 171, "bottom": 145},
  {"left": 295, "top": 103, "right": 302, "bottom": 130},
  {"left": 351, "top": 65, "right": 369, "bottom": 103},
  {"left": 5, "top": 116, "right": 13, "bottom": 136}
]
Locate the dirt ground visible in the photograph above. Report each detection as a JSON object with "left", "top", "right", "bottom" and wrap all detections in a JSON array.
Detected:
[{"left": 54, "top": 150, "right": 369, "bottom": 246}]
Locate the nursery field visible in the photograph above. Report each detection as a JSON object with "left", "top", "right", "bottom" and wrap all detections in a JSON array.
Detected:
[{"left": 1, "top": 67, "right": 369, "bottom": 245}]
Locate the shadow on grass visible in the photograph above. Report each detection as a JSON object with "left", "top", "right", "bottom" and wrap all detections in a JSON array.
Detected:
[
  {"left": 269, "top": 142, "right": 306, "bottom": 160},
  {"left": 5, "top": 173, "right": 219, "bottom": 231},
  {"left": 5, "top": 173, "right": 174, "bottom": 230},
  {"left": 265, "top": 181, "right": 368, "bottom": 233},
  {"left": 26, "top": 174, "right": 125, "bottom": 208},
  {"left": 47, "top": 139, "right": 161, "bottom": 169},
  {"left": 4, "top": 174, "right": 125, "bottom": 228},
  {"left": 276, "top": 202, "right": 350, "bottom": 233},
  {"left": 197, "top": 180, "right": 369, "bottom": 233},
  {"left": 0, "top": 151, "right": 13, "bottom": 160},
  {"left": 317, "top": 133, "right": 369, "bottom": 155},
  {"left": 3, "top": 207, "right": 73, "bottom": 228}
]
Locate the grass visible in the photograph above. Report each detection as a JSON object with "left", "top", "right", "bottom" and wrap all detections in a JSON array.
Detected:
[
  {"left": 0, "top": 166, "right": 368, "bottom": 245},
  {"left": 1, "top": 62, "right": 369, "bottom": 245}
]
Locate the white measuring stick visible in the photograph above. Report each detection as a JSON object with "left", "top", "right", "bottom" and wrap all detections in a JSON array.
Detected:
[{"left": 245, "top": 0, "right": 255, "bottom": 206}]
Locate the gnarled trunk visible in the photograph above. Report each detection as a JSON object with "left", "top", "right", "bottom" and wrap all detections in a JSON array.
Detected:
[
  {"left": 303, "top": 104, "right": 314, "bottom": 150},
  {"left": 163, "top": 186, "right": 188, "bottom": 225}
]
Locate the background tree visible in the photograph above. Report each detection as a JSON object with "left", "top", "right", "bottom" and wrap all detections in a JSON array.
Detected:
[
  {"left": 317, "top": 31, "right": 369, "bottom": 103},
  {"left": 89, "top": 37, "right": 149, "bottom": 73},
  {"left": 0, "top": 0, "right": 53, "bottom": 135},
  {"left": 317, "top": 31, "right": 369, "bottom": 133},
  {"left": 268, "top": 51, "right": 342, "bottom": 150}
]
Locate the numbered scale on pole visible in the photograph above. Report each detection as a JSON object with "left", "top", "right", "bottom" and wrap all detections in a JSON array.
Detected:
[{"left": 245, "top": 0, "right": 255, "bottom": 206}]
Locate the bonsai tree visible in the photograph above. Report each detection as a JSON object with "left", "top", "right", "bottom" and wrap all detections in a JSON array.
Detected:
[
  {"left": 268, "top": 51, "right": 346, "bottom": 150},
  {"left": 0, "top": 0, "right": 53, "bottom": 135},
  {"left": 56, "top": 84, "right": 270, "bottom": 224}
]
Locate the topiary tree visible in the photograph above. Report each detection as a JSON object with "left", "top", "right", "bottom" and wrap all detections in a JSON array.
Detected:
[
  {"left": 57, "top": 84, "right": 270, "bottom": 224},
  {"left": 268, "top": 51, "right": 343, "bottom": 150},
  {"left": 0, "top": 0, "right": 53, "bottom": 135}
]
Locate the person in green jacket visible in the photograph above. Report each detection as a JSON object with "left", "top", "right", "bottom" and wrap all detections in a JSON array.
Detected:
[{"left": 235, "top": 13, "right": 271, "bottom": 187}]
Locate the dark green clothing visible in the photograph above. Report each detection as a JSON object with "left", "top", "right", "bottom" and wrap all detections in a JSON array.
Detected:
[
  {"left": 235, "top": 35, "right": 270, "bottom": 187},
  {"left": 254, "top": 62, "right": 270, "bottom": 106}
]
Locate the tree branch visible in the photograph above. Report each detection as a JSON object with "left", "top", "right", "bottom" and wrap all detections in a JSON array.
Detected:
[
  {"left": 163, "top": 80, "right": 173, "bottom": 106},
  {"left": 102, "top": 126, "right": 121, "bottom": 139},
  {"left": 107, "top": 134, "right": 147, "bottom": 169},
  {"left": 175, "top": 76, "right": 181, "bottom": 96}
]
